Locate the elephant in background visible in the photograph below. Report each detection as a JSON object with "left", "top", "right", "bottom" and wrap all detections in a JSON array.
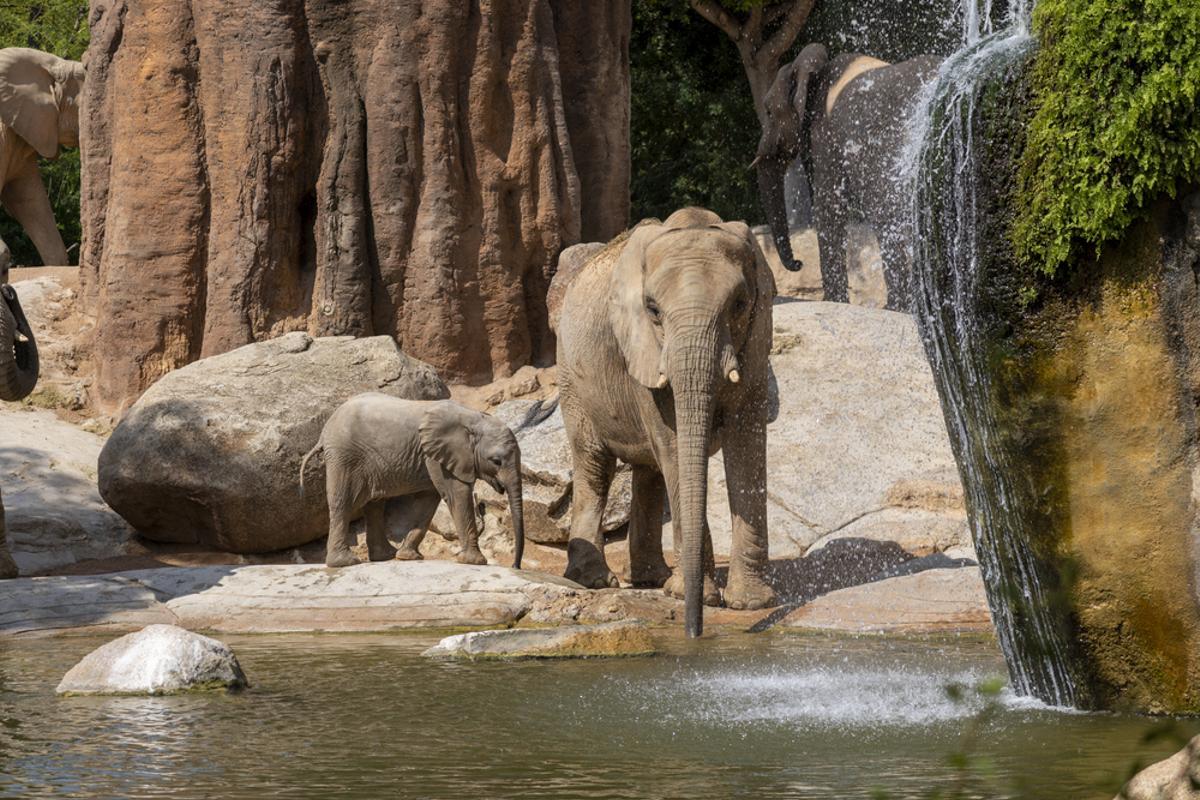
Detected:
[
  {"left": 756, "top": 43, "right": 940, "bottom": 311},
  {"left": 301, "top": 394, "right": 525, "bottom": 569},
  {"left": 0, "top": 47, "right": 85, "bottom": 267},
  {"left": 553, "top": 207, "right": 776, "bottom": 638},
  {"left": 0, "top": 246, "right": 40, "bottom": 580}
]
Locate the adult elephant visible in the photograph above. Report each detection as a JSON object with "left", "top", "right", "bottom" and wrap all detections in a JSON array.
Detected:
[
  {"left": 756, "top": 43, "right": 940, "bottom": 311},
  {"left": 0, "top": 47, "right": 85, "bottom": 267},
  {"left": 553, "top": 207, "right": 776, "bottom": 638},
  {"left": 0, "top": 247, "right": 39, "bottom": 580}
]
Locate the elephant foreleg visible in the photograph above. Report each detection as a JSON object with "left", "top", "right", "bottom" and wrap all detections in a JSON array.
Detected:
[
  {"left": 0, "top": 169, "right": 68, "bottom": 267},
  {"left": 364, "top": 500, "right": 397, "bottom": 562},
  {"left": 394, "top": 491, "right": 441, "bottom": 560},
  {"left": 721, "top": 403, "right": 777, "bottom": 610},
  {"left": 564, "top": 442, "right": 619, "bottom": 589},
  {"left": 437, "top": 476, "right": 486, "bottom": 566},
  {"left": 626, "top": 466, "right": 671, "bottom": 587}
]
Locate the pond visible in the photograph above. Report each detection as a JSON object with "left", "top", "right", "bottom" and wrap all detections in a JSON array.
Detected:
[{"left": 1, "top": 631, "right": 1194, "bottom": 799}]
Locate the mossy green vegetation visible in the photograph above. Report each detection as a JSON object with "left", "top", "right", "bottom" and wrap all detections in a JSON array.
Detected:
[{"left": 1014, "top": 0, "right": 1200, "bottom": 277}]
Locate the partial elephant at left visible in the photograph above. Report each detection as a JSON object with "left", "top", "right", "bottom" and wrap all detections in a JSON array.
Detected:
[{"left": 0, "top": 48, "right": 84, "bottom": 268}]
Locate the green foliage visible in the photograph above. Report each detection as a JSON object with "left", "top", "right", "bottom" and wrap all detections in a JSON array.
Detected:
[
  {"left": 631, "top": 1, "right": 763, "bottom": 222},
  {"left": 0, "top": 0, "right": 88, "bottom": 266},
  {"left": 1014, "top": 0, "right": 1200, "bottom": 276}
]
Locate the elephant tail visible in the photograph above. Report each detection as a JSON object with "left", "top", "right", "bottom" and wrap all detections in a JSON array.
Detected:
[
  {"left": 516, "top": 396, "right": 558, "bottom": 433},
  {"left": 298, "top": 441, "right": 324, "bottom": 497}
]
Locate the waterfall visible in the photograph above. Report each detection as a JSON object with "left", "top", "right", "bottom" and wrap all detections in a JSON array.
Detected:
[{"left": 902, "top": 1, "right": 1087, "bottom": 707}]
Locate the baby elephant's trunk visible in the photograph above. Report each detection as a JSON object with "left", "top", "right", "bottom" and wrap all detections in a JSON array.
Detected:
[{"left": 505, "top": 470, "right": 525, "bottom": 569}]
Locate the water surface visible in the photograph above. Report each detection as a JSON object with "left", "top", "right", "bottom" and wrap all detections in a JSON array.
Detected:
[{"left": 1, "top": 632, "right": 1194, "bottom": 798}]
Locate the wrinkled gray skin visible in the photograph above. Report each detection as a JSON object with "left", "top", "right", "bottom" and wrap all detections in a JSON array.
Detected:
[
  {"left": 757, "top": 43, "right": 940, "bottom": 310},
  {"left": 0, "top": 48, "right": 85, "bottom": 268},
  {"left": 301, "top": 394, "right": 525, "bottom": 569},
  {"left": 555, "top": 207, "right": 776, "bottom": 638}
]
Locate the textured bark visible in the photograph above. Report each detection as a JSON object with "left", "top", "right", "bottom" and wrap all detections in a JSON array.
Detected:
[{"left": 81, "top": 0, "right": 631, "bottom": 415}]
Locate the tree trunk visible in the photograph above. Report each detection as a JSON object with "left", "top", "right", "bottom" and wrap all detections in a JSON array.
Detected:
[{"left": 80, "top": 0, "right": 631, "bottom": 415}]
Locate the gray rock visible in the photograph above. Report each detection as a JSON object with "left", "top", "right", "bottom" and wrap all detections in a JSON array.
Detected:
[
  {"left": 0, "top": 407, "right": 137, "bottom": 575},
  {"left": 56, "top": 624, "right": 247, "bottom": 695},
  {"left": 422, "top": 620, "right": 655, "bottom": 659},
  {"left": 0, "top": 561, "right": 585, "bottom": 636},
  {"left": 689, "top": 301, "right": 963, "bottom": 558},
  {"left": 98, "top": 333, "right": 448, "bottom": 553},
  {"left": 1116, "top": 735, "right": 1200, "bottom": 799}
]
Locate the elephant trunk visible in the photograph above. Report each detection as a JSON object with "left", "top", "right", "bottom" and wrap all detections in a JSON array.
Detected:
[
  {"left": 0, "top": 286, "right": 38, "bottom": 402},
  {"left": 505, "top": 468, "right": 525, "bottom": 570},
  {"left": 673, "top": 328, "right": 719, "bottom": 638},
  {"left": 757, "top": 156, "right": 802, "bottom": 272}
]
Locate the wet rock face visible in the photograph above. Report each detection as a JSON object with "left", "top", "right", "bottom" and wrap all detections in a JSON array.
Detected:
[
  {"left": 914, "top": 45, "right": 1200, "bottom": 712},
  {"left": 56, "top": 625, "right": 247, "bottom": 695},
  {"left": 80, "top": 0, "right": 631, "bottom": 415},
  {"left": 98, "top": 333, "right": 448, "bottom": 554}
]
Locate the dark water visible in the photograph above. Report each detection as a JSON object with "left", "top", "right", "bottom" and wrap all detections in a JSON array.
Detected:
[{"left": 0, "top": 632, "right": 1194, "bottom": 799}]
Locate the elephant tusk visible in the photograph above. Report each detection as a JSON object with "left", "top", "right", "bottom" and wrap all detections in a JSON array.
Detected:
[
  {"left": 728, "top": 369, "right": 740, "bottom": 384},
  {"left": 655, "top": 373, "right": 669, "bottom": 389},
  {"left": 748, "top": 156, "right": 762, "bottom": 171}
]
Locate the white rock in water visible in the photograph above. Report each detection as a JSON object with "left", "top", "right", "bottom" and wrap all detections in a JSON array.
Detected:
[
  {"left": 422, "top": 620, "right": 655, "bottom": 660},
  {"left": 56, "top": 624, "right": 248, "bottom": 695}
]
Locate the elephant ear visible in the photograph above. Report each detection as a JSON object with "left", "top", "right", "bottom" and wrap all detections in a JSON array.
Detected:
[
  {"left": 0, "top": 49, "right": 70, "bottom": 159},
  {"left": 788, "top": 43, "right": 830, "bottom": 129},
  {"left": 419, "top": 402, "right": 478, "bottom": 483},
  {"left": 609, "top": 223, "right": 667, "bottom": 388},
  {"left": 713, "top": 221, "right": 776, "bottom": 363}
]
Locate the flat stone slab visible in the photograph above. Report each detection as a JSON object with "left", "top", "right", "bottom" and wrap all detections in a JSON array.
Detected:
[
  {"left": 0, "top": 561, "right": 583, "bottom": 636},
  {"left": 56, "top": 624, "right": 247, "bottom": 695},
  {"left": 782, "top": 567, "right": 992, "bottom": 634},
  {"left": 423, "top": 621, "right": 656, "bottom": 659}
]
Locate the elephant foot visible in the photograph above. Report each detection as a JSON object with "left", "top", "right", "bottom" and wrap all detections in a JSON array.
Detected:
[
  {"left": 724, "top": 572, "right": 778, "bottom": 610},
  {"left": 325, "top": 549, "right": 359, "bottom": 568},
  {"left": 628, "top": 558, "right": 672, "bottom": 589},
  {"left": 395, "top": 546, "right": 423, "bottom": 561},
  {"left": 457, "top": 548, "right": 488, "bottom": 566},
  {"left": 0, "top": 547, "right": 16, "bottom": 579},
  {"left": 565, "top": 560, "right": 620, "bottom": 590},
  {"left": 664, "top": 570, "right": 721, "bottom": 607},
  {"left": 368, "top": 542, "right": 398, "bottom": 562}
]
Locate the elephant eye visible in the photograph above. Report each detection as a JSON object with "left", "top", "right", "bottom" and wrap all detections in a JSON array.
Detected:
[
  {"left": 733, "top": 295, "right": 749, "bottom": 316},
  {"left": 489, "top": 455, "right": 503, "bottom": 467},
  {"left": 645, "top": 299, "right": 662, "bottom": 325}
]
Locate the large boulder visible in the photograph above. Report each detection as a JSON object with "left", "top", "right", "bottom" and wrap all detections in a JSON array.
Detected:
[
  {"left": 1117, "top": 736, "right": 1200, "bottom": 800},
  {"left": 56, "top": 624, "right": 247, "bottom": 695},
  {"left": 665, "top": 301, "right": 967, "bottom": 560},
  {"left": 98, "top": 333, "right": 448, "bottom": 553}
]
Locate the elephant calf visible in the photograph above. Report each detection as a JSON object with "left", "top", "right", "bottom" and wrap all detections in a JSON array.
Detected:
[{"left": 300, "top": 394, "right": 525, "bottom": 569}]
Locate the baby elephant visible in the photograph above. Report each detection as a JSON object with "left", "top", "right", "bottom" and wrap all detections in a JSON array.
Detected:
[{"left": 300, "top": 394, "right": 525, "bottom": 569}]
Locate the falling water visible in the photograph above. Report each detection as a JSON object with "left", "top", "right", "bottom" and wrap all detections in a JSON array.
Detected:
[{"left": 901, "top": 1, "right": 1087, "bottom": 707}]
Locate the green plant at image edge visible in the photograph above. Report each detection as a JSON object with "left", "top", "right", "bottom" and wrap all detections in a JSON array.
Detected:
[{"left": 1014, "top": 0, "right": 1200, "bottom": 279}]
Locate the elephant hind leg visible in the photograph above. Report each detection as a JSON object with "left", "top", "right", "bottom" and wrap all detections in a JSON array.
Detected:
[
  {"left": 365, "top": 500, "right": 397, "bottom": 562},
  {"left": 324, "top": 461, "right": 359, "bottom": 568},
  {"left": 626, "top": 466, "right": 671, "bottom": 588},
  {"left": 394, "top": 491, "right": 441, "bottom": 560}
]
